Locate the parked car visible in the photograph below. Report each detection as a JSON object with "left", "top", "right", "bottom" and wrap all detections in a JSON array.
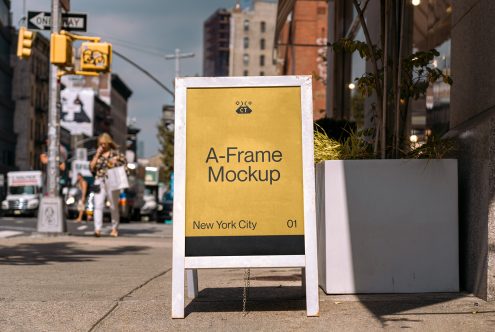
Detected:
[
  {"left": 1, "top": 171, "right": 42, "bottom": 217},
  {"left": 140, "top": 187, "right": 158, "bottom": 221},
  {"left": 156, "top": 190, "right": 173, "bottom": 223}
]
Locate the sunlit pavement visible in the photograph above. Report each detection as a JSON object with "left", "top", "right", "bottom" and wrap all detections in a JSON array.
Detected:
[
  {"left": 1, "top": 217, "right": 495, "bottom": 331},
  {"left": 0, "top": 216, "right": 172, "bottom": 238}
]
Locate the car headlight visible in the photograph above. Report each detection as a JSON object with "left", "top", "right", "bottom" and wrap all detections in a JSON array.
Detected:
[
  {"left": 28, "top": 199, "right": 39, "bottom": 209},
  {"left": 1, "top": 200, "right": 7, "bottom": 209},
  {"left": 66, "top": 197, "right": 75, "bottom": 205},
  {"left": 157, "top": 205, "right": 163, "bottom": 211}
]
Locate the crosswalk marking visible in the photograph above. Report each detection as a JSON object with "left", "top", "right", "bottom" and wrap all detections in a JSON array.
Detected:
[{"left": 0, "top": 230, "right": 24, "bottom": 238}]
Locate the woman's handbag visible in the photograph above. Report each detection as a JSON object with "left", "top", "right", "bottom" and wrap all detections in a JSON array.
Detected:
[{"left": 106, "top": 166, "right": 129, "bottom": 191}]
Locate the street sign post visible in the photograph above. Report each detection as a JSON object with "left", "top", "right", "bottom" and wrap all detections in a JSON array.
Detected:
[
  {"left": 27, "top": 11, "right": 87, "bottom": 31},
  {"left": 171, "top": 76, "right": 319, "bottom": 318},
  {"left": 37, "top": 0, "right": 66, "bottom": 234}
]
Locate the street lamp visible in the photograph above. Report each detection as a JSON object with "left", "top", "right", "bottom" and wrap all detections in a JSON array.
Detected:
[{"left": 164, "top": 48, "right": 195, "bottom": 77}]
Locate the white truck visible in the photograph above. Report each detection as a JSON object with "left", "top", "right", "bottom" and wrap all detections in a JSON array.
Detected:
[{"left": 1, "top": 171, "right": 43, "bottom": 216}]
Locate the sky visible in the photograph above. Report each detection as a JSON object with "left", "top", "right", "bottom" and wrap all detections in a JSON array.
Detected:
[{"left": 11, "top": 0, "right": 236, "bottom": 158}]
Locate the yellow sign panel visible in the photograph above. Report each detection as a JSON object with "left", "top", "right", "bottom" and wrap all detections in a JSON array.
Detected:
[{"left": 185, "top": 87, "right": 304, "bottom": 238}]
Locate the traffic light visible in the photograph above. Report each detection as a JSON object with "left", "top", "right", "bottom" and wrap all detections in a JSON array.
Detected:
[
  {"left": 80, "top": 42, "right": 112, "bottom": 72},
  {"left": 50, "top": 33, "right": 73, "bottom": 66},
  {"left": 17, "top": 27, "right": 34, "bottom": 59}
]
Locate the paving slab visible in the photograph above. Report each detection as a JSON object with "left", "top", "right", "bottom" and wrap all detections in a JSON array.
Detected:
[{"left": 1, "top": 234, "right": 495, "bottom": 331}]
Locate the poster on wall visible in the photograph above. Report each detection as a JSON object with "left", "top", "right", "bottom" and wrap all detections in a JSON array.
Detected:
[{"left": 61, "top": 88, "right": 94, "bottom": 137}]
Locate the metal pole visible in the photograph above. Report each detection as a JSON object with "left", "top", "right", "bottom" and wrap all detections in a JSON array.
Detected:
[
  {"left": 175, "top": 48, "right": 180, "bottom": 77},
  {"left": 164, "top": 49, "right": 195, "bottom": 78},
  {"left": 38, "top": 0, "right": 65, "bottom": 233},
  {"left": 381, "top": 0, "right": 389, "bottom": 159},
  {"left": 47, "top": 0, "right": 61, "bottom": 196},
  {"left": 47, "top": 1, "right": 61, "bottom": 195}
]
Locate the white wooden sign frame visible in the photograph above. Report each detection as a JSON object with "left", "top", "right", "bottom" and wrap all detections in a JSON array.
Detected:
[{"left": 171, "top": 76, "right": 319, "bottom": 318}]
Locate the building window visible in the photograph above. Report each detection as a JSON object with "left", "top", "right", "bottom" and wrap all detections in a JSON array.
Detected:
[
  {"left": 243, "top": 54, "right": 249, "bottom": 66},
  {"left": 260, "top": 38, "right": 265, "bottom": 50},
  {"left": 243, "top": 70, "right": 249, "bottom": 76},
  {"left": 260, "top": 71, "right": 265, "bottom": 76},
  {"left": 244, "top": 37, "right": 249, "bottom": 49},
  {"left": 272, "top": 57, "right": 277, "bottom": 65},
  {"left": 260, "top": 21, "right": 266, "bottom": 33},
  {"left": 260, "top": 55, "right": 265, "bottom": 67},
  {"left": 243, "top": 19, "right": 249, "bottom": 32}
]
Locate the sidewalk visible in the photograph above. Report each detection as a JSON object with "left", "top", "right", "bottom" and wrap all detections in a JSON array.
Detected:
[{"left": 0, "top": 231, "right": 494, "bottom": 331}]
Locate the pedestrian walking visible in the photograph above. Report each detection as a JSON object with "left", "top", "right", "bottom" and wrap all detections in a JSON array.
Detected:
[
  {"left": 89, "top": 133, "right": 127, "bottom": 237},
  {"left": 74, "top": 173, "right": 88, "bottom": 223}
]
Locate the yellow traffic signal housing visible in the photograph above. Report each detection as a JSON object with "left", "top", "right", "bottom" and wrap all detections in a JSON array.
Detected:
[
  {"left": 50, "top": 33, "right": 73, "bottom": 66},
  {"left": 17, "top": 27, "right": 34, "bottom": 59},
  {"left": 80, "top": 42, "right": 112, "bottom": 72}
]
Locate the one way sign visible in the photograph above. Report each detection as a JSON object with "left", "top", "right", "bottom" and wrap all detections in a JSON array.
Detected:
[{"left": 27, "top": 11, "right": 87, "bottom": 32}]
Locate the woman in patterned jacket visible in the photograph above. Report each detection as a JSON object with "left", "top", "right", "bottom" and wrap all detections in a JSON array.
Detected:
[{"left": 90, "top": 133, "right": 127, "bottom": 237}]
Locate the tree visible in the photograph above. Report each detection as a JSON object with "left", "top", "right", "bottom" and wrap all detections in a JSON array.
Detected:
[
  {"left": 331, "top": 0, "right": 452, "bottom": 158},
  {"left": 157, "top": 117, "right": 174, "bottom": 183}
]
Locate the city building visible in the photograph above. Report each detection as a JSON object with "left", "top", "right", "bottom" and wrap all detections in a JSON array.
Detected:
[
  {"left": 110, "top": 74, "right": 132, "bottom": 150},
  {"left": 287, "top": 0, "right": 492, "bottom": 301},
  {"left": 60, "top": 73, "right": 131, "bottom": 154},
  {"left": 12, "top": 29, "right": 50, "bottom": 171},
  {"left": 0, "top": 0, "right": 16, "bottom": 175},
  {"left": 229, "top": 0, "right": 278, "bottom": 77},
  {"left": 450, "top": 0, "right": 495, "bottom": 301},
  {"left": 275, "top": 0, "right": 328, "bottom": 120},
  {"left": 126, "top": 122, "right": 141, "bottom": 164},
  {"left": 203, "top": 8, "right": 231, "bottom": 76}
]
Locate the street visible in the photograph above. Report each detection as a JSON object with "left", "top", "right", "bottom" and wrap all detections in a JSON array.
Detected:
[
  {"left": 1, "top": 0, "right": 495, "bottom": 330},
  {"left": 0, "top": 216, "right": 171, "bottom": 239},
  {"left": 1, "top": 229, "right": 495, "bottom": 331}
]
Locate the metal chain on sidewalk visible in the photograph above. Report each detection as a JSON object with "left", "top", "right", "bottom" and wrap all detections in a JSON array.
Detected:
[{"left": 242, "top": 268, "right": 251, "bottom": 316}]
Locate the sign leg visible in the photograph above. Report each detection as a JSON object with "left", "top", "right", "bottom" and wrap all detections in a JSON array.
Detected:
[
  {"left": 304, "top": 260, "right": 319, "bottom": 317},
  {"left": 187, "top": 269, "right": 198, "bottom": 299},
  {"left": 171, "top": 262, "right": 185, "bottom": 318},
  {"left": 301, "top": 267, "right": 306, "bottom": 293}
]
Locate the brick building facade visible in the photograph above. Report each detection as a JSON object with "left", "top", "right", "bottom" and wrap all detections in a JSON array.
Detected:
[{"left": 276, "top": 0, "right": 328, "bottom": 120}]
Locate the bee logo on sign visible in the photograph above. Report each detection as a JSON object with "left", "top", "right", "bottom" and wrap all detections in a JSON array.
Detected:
[{"left": 171, "top": 76, "right": 319, "bottom": 318}]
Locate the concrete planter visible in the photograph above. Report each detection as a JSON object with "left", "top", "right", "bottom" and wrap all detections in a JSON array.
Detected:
[{"left": 316, "top": 159, "right": 459, "bottom": 294}]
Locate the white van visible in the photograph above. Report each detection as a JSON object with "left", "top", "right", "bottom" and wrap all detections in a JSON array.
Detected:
[{"left": 1, "top": 171, "right": 43, "bottom": 216}]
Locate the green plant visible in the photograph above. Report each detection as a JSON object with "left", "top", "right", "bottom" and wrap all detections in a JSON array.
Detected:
[
  {"left": 329, "top": 0, "right": 453, "bottom": 159},
  {"left": 406, "top": 137, "right": 457, "bottom": 159},
  {"left": 314, "top": 129, "right": 456, "bottom": 162},
  {"left": 157, "top": 117, "right": 174, "bottom": 181},
  {"left": 314, "top": 127, "right": 376, "bottom": 163},
  {"left": 314, "top": 129, "right": 341, "bottom": 163}
]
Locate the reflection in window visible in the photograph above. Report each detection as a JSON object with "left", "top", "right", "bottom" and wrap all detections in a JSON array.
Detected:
[
  {"left": 244, "top": 37, "right": 249, "bottom": 49},
  {"left": 244, "top": 19, "right": 249, "bottom": 32},
  {"left": 243, "top": 54, "right": 249, "bottom": 66}
]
